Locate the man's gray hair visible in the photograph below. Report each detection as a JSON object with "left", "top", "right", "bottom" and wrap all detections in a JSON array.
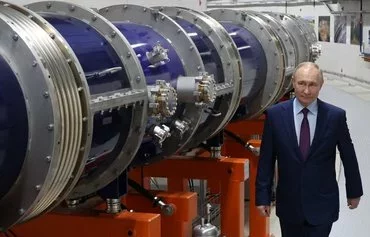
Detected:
[{"left": 292, "top": 62, "right": 324, "bottom": 82}]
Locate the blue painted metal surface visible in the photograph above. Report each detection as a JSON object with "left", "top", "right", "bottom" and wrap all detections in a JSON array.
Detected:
[
  {"left": 41, "top": 15, "right": 133, "bottom": 178},
  {"left": 222, "top": 22, "right": 267, "bottom": 101},
  {"left": 221, "top": 22, "right": 267, "bottom": 119},
  {"left": 42, "top": 15, "right": 130, "bottom": 95},
  {"left": 114, "top": 22, "right": 188, "bottom": 166},
  {"left": 175, "top": 19, "right": 224, "bottom": 83},
  {"left": 114, "top": 22, "right": 185, "bottom": 87},
  {"left": 0, "top": 56, "right": 28, "bottom": 199}
]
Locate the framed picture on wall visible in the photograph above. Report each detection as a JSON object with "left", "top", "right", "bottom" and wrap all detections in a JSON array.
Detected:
[
  {"left": 351, "top": 15, "right": 361, "bottom": 45},
  {"left": 318, "top": 16, "right": 330, "bottom": 42},
  {"left": 334, "top": 16, "right": 347, "bottom": 44}
]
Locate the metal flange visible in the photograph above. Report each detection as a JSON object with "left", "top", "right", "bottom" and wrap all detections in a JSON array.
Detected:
[
  {"left": 249, "top": 11, "right": 297, "bottom": 96},
  {"left": 207, "top": 9, "right": 285, "bottom": 119},
  {"left": 266, "top": 12, "right": 311, "bottom": 64},
  {"left": 27, "top": 1, "right": 148, "bottom": 199},
  {"left": 0, "top": 2, "right": 91, "bottom": 229},
  {"left": 99, "top": 4, "right": 206, "bottom": 155},
  {"left": 157, "top": 6, "right": 242, "bottom": 149}
]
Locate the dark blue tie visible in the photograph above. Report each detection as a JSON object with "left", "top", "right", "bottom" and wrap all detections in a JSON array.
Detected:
[{"left": 300, "top": 108, "right": 310, "bottom": 160}]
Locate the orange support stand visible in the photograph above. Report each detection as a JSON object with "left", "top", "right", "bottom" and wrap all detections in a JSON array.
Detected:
[
  {"left": 131, "top": 157, "right": 248, "bottom": 237},
  {"left": 125, "top": 192, "right": 197, "bottom": 237},
  {"left": 12, "top": 210, "right": 161, "bottom": 237},
  {"left": 224, "top": 117, "right": 271, "bottom": 237}
]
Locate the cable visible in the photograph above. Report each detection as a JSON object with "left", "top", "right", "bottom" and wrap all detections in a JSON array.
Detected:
[{"left": 223, "top": 129, "right": 247, "bottom": 147}]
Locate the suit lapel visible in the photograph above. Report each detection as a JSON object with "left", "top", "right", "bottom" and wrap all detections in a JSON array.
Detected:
[
  {"left": 281, "top": 99, "right": 302, "bottom": 161},
  {"left": 308, "top": 99, "right": 329, "bottom": 159}
]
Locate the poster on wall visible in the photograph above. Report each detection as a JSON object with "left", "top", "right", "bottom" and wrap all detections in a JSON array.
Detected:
[
  {"left": 318, "top": 16, "right": 330, "bottom": 42},
  {"left": 334, "top": 16, "right": 347, "bottom": 44},
  {"left": 351, "top": 15, "right": 361, "bottom": 45}
]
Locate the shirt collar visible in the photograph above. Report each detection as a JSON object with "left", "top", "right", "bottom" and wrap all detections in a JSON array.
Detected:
[{"left": 294, "top": 98, "right": 318, "bottom": 115}]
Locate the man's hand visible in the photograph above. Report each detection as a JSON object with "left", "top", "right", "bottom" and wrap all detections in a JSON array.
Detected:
[
  {"left": 347, "top": 197, "right": 361, "bottom": 209},
  {"left": 257, "top": 205, "right": 271, "bottom": 217}
]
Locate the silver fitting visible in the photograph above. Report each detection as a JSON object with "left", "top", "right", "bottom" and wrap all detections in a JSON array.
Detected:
[
  {"left": 148, "top": 80, "right": 177, "bottom": 119},
  {"left": 177, "top": 72, "right": 216, "bottom": 106},
  {"left": 146, "top": 42, "right": 170, "bottom": 68},
  {"left": 66, "top": 199, "right": 80, "bottom": 209},
  {"left": 106, "top": 198, "right": 122, "bottom": 214},
  {"left": 173, "top": 119, "right": 190, "bottom": 138},
  {"left": 210, "top": 146, "right": 222, "bottom": 159},
  {"left": 154, "top": 197, "right": 175, "bottom": 216},
  {"left": 310, "top": 43, "right": 322, "bottom": 61},
  {"left": 245, "top": 143, "right": 260, "bottom": 156},
  {"left": 152, "top": 124, "right": 171, "bottom": 146}
]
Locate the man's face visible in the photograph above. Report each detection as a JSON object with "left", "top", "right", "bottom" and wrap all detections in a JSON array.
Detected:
[{"left": 292, "top": 66, "right": 323, "bottom": 107}]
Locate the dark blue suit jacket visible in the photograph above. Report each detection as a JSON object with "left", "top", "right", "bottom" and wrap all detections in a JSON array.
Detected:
[{"left": 256, "top": 99, "right": 363, "bottom": 225}]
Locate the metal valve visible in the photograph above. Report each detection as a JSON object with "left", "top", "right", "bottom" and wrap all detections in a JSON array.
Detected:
[
  {"left": 152, "top": 124, "right": 171, "bottom": 146},
  {"left": 146, "top": 42, "right": 170, "bottom": 68},
  {"left": 176, "top": 72, "right": 216, "bottom": 106},
  {"left": 173, "top": 119, "right": 190, "bottom": 138},
  {"left": 195, "top": 73, "right": 217, "bottom": 106},
  {"left": 148, "top": 80, "right": 177, "bottom": 119}
]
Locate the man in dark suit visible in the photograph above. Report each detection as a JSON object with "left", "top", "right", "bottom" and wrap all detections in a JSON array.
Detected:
[{"left": 255, "top": 62, "right": 363, "bottom": 237}]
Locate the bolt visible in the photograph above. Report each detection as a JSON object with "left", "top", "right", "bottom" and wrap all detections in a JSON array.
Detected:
[
  {"left": 18, "top": 208, "right": 25, "bottom": 216},
  {"left": 177, "top": 29, "right": 181, "bottom": 34},
  {"left": 143, "top": 8, "right": 147, "bottom": 12},
  {"left": 92, "top": 15, "right": 97, "bottom": 21},
  {"left": 69, "top": 5, "right": 75, "bottom": 12},
  {"left": 128, "top": 230, "right": 133, "bottom": 236},
  {"left": 12, "top": 34, "right": 19, "bottom": 41},
  {"left": 46, "top": 2, "right": 52, "bottom": 9},
  {"left": 136, "top": 76, "right": 141, "bottom": 82},
  {"left": 82, "top": 117, "right": 88, "bottom": 122},
  {"left": 161, "top": 16, "right": 165, "bottom": 21},
  {"left": 47, "top": 124, "right": 54, "bottom": 131},
  {"left": 35, "top": 185, "right": 42, "bottom": 191},
  {"left": 32, "top": 61, "right": 38, "bottom": 67},
  {"left": 43, "top": 91, "right": 50, "bottom": 98},
  {"left": 189, "top": 46, "right": 194, "bottom": 51},
  {"left": 45, "top": 156, "right": 52, "bottom": 163},
  {"left": 49, "top": 33, "right": 55, "bottom": 39},
  {"left": 127, "top": 52, "right": 132, "bottom": 58}
]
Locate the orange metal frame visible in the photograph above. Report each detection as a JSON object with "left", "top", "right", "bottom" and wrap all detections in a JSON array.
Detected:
[
  {"left": 130, "top": 156, "right": 248, "bottom": 237},
  {"left": 12, "top": 211, "right": 161, "bottom": 237},
  {"left": 224, "top": 116, "right": 271, "bottom": 237},
  {"left": 7, "top": 118, "right": 268, "bottom": 237}
]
